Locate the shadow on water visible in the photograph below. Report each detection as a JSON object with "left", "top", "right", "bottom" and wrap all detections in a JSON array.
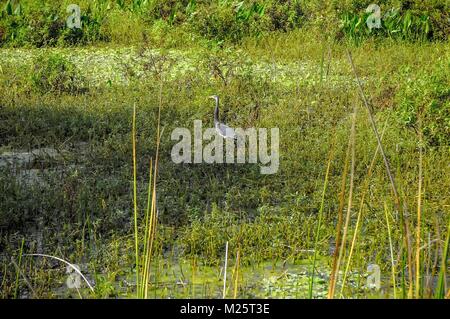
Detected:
[{"left": 0, "top": 97, "right": 284, "bottom": 248}]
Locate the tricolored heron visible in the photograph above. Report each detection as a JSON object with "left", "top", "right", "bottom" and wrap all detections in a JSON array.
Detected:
[{"left": 209, "top": 95, "right": 236, "bottom": 140}]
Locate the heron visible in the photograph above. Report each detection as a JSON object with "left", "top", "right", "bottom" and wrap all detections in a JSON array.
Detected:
[{"left": 209, "top": 95, "right": 237, "bottom": 140}]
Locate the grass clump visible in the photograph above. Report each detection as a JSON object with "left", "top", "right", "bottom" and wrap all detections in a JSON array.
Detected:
[
  {"left": 0, "top": 0, "right": 109, "bottom": 47},
  {"left": 335, "top": 1, "right": 449, "bottom": 43},
  {"left": 395, "top": 62, "right": 450, "bottom": 147},
  {"left": 29, "top": 53, "right": 87, "bottom": 94}
]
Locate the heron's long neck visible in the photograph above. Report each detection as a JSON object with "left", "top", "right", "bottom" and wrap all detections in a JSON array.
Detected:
[{"left": 214, "top": 99, "right": 219, "bottom": 124}]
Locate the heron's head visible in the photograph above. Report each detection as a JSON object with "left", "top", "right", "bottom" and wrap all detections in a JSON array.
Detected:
[{"left": 209, "top": 95, "right": 219, "bottom": 103}]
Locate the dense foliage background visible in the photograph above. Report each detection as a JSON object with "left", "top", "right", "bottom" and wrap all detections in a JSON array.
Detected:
[{"left": 0, "top": 0, "right": 449, "bottom": 47}]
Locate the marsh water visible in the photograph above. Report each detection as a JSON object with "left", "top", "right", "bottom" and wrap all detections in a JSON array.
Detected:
[{"left": 51, "top": 258, "right": 388, "bottom": 299}]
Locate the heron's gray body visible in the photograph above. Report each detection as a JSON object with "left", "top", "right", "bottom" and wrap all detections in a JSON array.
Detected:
[
  {"left": 211, "top": 95, "right": 236, "bottom": 139},
  {"left": 215, "top": 122, "right": 236, "bottom": 139}
]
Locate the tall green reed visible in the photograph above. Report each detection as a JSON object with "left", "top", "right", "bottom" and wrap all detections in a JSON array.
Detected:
[
  {"left": 309, "top": 130, "right": 336, "bottom": 299},
  {"left": 133, "top": 82, "right": 163, "bottom": 298}
]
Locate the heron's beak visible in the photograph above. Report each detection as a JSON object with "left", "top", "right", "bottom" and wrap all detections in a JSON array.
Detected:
[{"left": 208, "top": 95, "right": 215, "bottom": 99}]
